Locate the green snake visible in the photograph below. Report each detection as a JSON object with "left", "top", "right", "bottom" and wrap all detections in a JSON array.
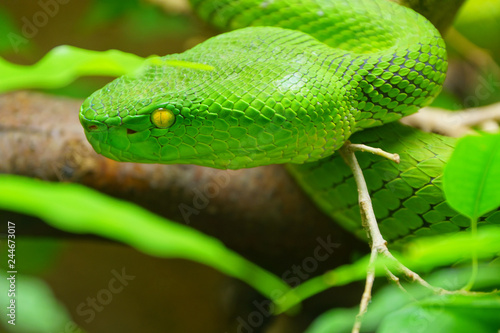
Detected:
[{"left": 79, "top": 0, "right": 499, "bottom": 244}]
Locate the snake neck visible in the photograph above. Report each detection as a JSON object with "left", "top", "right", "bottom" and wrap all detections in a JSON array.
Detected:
[{"left": 191, "top": 0, "right": 447, "bottom": 130}]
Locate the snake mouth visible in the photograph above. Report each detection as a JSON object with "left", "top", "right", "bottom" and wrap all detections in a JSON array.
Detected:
[
  {"left": 126, "top": 128, "right": 138, "bottom": 135},
  {"left": 87, "top": 130, "right": 273, "bottom": 169}
]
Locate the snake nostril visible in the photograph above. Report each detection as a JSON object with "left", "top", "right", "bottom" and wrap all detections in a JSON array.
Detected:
[
  {"left": 127, "top": 128, "right": 138, "bottom": 135},
  {"left": 88, "top": 125, "right": 98, "bottom": 131}
]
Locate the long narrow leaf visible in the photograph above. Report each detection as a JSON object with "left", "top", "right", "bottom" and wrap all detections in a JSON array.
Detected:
[
  {"left": 275, "top": 226, "right": 500, "bottom": 312},
  {"left": 0, "top": 175, "right": 292, "bottom": 301},
  {"left": 0, "top": 46, "right": 145, "bottom": 93}
]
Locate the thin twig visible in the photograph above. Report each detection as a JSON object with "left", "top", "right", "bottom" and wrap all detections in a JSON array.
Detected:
[
  {"left": 348, "top": 143, "right": 400, "bottom": 163},
  {"left": 340, "top": 143, "right": 388, "bottom": 333},
  {"left": 378, "top": 247, "right": 448, "bottom": 294},
  {"left": 384, "top": 266, "right": 409, "bottom": 294},
  {"left": 339, "top": 143, "right": 386, "bottom": 248},
  {"left": 339, "top": 142, "right": 452, "bottom": 333},
  {"left": 352, "top": 246, "right": 378, "bottom": 333},
  {"left": 401, "top": 103, "right": 500, "bottom": 137}
]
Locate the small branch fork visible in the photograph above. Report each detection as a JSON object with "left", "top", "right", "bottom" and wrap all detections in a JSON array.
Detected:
[{"left": 339, "top": 142, "right": 448, "bottom": 333}]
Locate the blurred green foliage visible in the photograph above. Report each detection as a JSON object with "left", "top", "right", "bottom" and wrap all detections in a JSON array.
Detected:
[
  {"left": 444, "top": 133, "right": 500, "bottom": 220},
  {"left": 276, "top": 225, "right": 500, "bottom": 312},
  {"left": 80, "top": 0, "right": 192, "bottom": 39},
  {"left": 0, "top": 0, "right": 195, "bottom": 98},
  {"left": 0, "top": 270, "right": 86, "bottom": 333},
  {"left": 0, "top": 175, "right": 292, "bottom": 300},
  {"left": 0, "top": 6, "right": 20, "bottom": 54},
  {"left": 0, "top": 0, "right": 500, "bottom": 332},
  {"left": 0, "top": 46, "right": 145, "bottom": 93},
  {"left": 450, "top": 0, "right": 500, "bottom": 108},
  {"left": 305, "top": 266, "right": 500, "bottom": 333},
  {"left": 454, "top": 0, "right": 500, "bottom": 63}
]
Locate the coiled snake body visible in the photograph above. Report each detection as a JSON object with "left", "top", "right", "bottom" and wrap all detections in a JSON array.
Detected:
[{"left": 80, "top": 0, "right": 498, "bottom": 243}]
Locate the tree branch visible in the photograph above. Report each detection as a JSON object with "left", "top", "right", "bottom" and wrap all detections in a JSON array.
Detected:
[
  {"left": 0, "top": 91, "right": 364, "bottom": 275},
  {"left": 390, "top": 0, "right": 467, "bottom": 34},
  {"left": 401, "top": 103, "right": 500, "bottom": 136}
]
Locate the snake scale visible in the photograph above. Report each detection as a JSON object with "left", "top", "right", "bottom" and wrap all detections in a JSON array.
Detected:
[{"left": 79, "top": 0, "right": 500, "bottom": 244}]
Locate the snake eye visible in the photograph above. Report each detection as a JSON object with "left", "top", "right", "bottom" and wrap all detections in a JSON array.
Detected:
[{"left": 151, "top": 108, "right": 175, "bottom": 128}]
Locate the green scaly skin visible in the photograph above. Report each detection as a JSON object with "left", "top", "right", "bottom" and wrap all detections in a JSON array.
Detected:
[
  {"left": 80, "top": 0, "right": 446, "bottom": 169},
  {"left": 77, "top": 0, "right": 499, "bottom": 244},
  {"left": 288, "top": 122, "right": 500, "bottom": 245}
]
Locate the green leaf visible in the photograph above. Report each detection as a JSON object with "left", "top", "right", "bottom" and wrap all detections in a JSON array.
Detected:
[
  {"left": 305, "top": 266, "right": 500, "bottom": 333},
  {"left": 304, "top": 308, "right": 357, "bottom": 333},
  {"left": 0, "top": 175, "right": 292, "bottom": 301},
  {"left": 276, "top": 226, "right": 500, "bottom": 312},
  {"left": 377, "top": 294, "right": 500, "bottom": 333},
  {"left": 443, "top": 133, "right": 500, "bottom": 219},
  {"left": 0, "top": 45, "right": 145, "bottom": 93},
  {"left": 0, "top": 273, "right": 86, "bottom": 333},
  {"left": 404, "top": 225, "right": 500, "bottom": 270}
]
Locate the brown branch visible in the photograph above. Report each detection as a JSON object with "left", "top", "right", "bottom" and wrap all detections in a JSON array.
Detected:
[
  {"left": 401, "top": 103, "right": 500, "bottom": 136},
  {"left": 0, "top": 91, "right": 364, "bottom": 275}
]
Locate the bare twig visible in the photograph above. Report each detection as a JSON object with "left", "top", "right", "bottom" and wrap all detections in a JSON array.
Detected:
[
  {"left": 384, "top": 267, "right": 409, "bottom": 293},
  {"left": 401, "top": 103, "right": 500, "bottom": 137},
  {"left": 339, "top": 142, "right": 450, "bottom": 333},
  {"left": 339, "top": 144, "right": 386, "bottom": 248},
  {"left": 348, "top": 143, "right": 400, "bottom": 163},
  {"left": 379, "top": 247, "right": 447, "bottom": 294},
  {"left": 340, "top": 143, "right": 387, "bottom": 333},
  {"left": 352, "top": 246, "right": 378, "bottom": 333}
]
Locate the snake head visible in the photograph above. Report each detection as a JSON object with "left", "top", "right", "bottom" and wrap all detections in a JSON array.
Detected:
[{"left": 79, "top": 61, "right": 231, "bottom": 168}]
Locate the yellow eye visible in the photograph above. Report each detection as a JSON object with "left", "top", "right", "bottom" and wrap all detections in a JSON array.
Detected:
[{"left": 151, "top": 108, "right": 175, "bottom": 128}]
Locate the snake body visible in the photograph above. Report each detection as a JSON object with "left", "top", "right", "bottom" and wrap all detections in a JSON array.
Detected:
[
  {"left": 289, "top": 122, "right": 500, "bottom": 245},
  {"left": 80, "top": 0, "right": 446, "bottom": 169},
  {"left": 77, "top": 0, "right": 495, "bottom": 243}
]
